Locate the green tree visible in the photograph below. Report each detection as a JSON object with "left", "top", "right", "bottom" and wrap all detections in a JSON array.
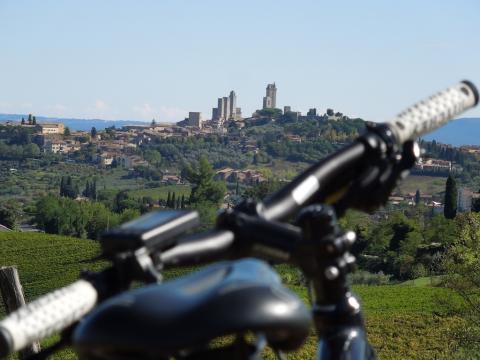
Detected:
[
  {"left": 257, "top": 108, "right": 283, "bottom": 119},
  {"left": 21, "top": 117, "right": 25, "bottom": 125},
  {"left": 423, "top": 214, "right": 456, "bottom": 246},
  {"left": 64, "top": 126, "right": 71, "bottom": 136},
  {"left": 243, "top": 180, "right": 282, "bottom": 201},
  {"left": 91, "top": 127, "right": 97, "bottom": 138},
  {"left": 22, "top": 143, "right": 40, "bottom": 158},
  {"left": 0, "top": 202, "right": 20, "bottom": 230},
  {"left": 32, "top": 116, "right": 37, "bottom": 125},
  {"left": 185, "top": 155, "right": 226, "bottom": 206},
  {"left": 444, "top": 175, "right": 457, "bottom": 219},
  {"left": 442, "top": 212, "right": 480, "bottom": 354},
  {"left": 27, "top": 114, "right": 32, "bottom": 125},
  {"left": 60, "top": 176, "right": 78, "bottom": 199},
  {"left": 144, "top": 149, "right": 162, "bottom": 167},
  {"left": 120, "top": 208, "right": 141, "bottom": 224}
]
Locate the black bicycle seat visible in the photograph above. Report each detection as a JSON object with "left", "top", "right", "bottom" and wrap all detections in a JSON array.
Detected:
[{"left": 73, "top": 258, "right": 311, "bottom": 358}]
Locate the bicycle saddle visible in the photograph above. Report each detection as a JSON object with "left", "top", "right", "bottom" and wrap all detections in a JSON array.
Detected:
[{"left": 73, "top": 258, "right": 311, "bottom": 358}]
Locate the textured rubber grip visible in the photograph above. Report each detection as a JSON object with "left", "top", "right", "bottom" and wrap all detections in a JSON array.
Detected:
[
  {"left": 387, "top": 81, "right": 478, "bottom": 144},
  {"left": 0, "top": 280, "right": 97, "bottom": 356}
]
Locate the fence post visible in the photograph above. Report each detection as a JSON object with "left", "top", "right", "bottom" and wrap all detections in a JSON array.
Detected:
[{"left": 0, "top": 266, "right": 41, "bottom": 358}]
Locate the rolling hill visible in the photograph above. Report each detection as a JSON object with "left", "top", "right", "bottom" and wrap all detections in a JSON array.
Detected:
[
  {"left": 0, "top": 113, "right": 150, "bottom": 131},
  {"left": 423, "top": 117, "right": 480, "bottom": 146}
]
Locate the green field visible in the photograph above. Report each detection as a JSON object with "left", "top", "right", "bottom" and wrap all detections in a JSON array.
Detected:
[
  {"left": 127, "top": 184, "right": 191, "bottom": 200},
  {"left": 396, "top": 175, "right": 447, "bottom": 196},
  {"left": 0, "top": 232, "right": 468, "bottom": 359}
]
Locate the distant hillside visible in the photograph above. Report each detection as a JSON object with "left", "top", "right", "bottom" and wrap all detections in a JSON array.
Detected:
[
  {"left": 0, "top": 113, "right": 150, "bottom": 131},
  {"left": 423, "top": 118, "right": 480, "bottom": 146}
]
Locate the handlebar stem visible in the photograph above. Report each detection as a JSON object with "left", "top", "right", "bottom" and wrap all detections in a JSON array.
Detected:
[{"left": 295, "top": 205, "right": 375, "bottom": 359}]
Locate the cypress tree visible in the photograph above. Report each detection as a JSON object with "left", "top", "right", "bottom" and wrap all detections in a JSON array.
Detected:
[
  {"left": 84, "top": 180, "right": 90, "bottom": 197},
  {"left": 60, "top": 177, "right": 65, "bottom": 197},
  {"left": 171, "top": 192, "right": 176, "bottom": 209},
  {"left": 176, "top": 197, "right": 181, "bottom": 209},
  {"left": 444, "top": 175, "right": 457, "bottom": 219},
  {"left": 92, "top": 180, "right": 97, "bottom": 200},
  {"left": 414, "top": 189, "right": 421, "bottom": 205},
  {"left": 181, "top": 195, "right": 185, "bottom": 209},
  {"left": 166, "top": 191, "right": 171, "bottom": 208}
]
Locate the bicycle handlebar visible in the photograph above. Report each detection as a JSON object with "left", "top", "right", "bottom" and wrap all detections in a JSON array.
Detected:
[
  {"left": 0, "top": 280, "right": 97, "bottom": 358},
  {"left": 159, "top": 230, "right": 235, "bottom": 267},
  {"left": 387, "top": 80, "right": 478, "bottom": 144}
]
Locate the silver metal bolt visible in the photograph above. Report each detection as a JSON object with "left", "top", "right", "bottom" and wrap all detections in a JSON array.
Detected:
[
  {"left": 345, "top": 231, "right": 356, "bottom": 245},
  {"left": 324, "top": 266, "right": 339, "bottom": 280}
]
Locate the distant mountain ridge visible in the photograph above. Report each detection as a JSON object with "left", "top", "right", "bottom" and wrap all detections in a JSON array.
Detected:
[
  {"left": 0, "top": 113, "right": 150, "bottom": 131},
  {"left": 422, "top": 118, "right": 480, "bottom": 146}
]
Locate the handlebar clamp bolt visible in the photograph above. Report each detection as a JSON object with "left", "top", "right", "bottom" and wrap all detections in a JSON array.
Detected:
[
  {"left": 344, "top": 231, "right": 356, "bottom": 246},
  {"left": 326, "top": 244, "right": 336, "bottom": 253},
  {"left": 324, "top": 266, "right": 340, "bottom": 280}
]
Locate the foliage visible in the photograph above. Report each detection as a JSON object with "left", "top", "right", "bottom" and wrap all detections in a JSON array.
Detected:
[
  {"left": 242, "top": 180, "right": 282, "bottom": 200},
  {"left": 83, "top": 179, "right": 97, "bottom": 200},
  {"left": 59, "top": 176, "right": 79, "bottom": 199},
  {"left": 441, "top": 212, "right": 480, "bottom": 354},
  {"left": 0, "top": 200, "right": 21, "bottom": 229},
  {"left": 35, "top": 195, "right": 122, "bottom": 239},
  {"left": 256, "top": 108, "right": 283, "bottom": 119},
  {"left": 185, "top": 155, "right": 226, "bottom": 206},
  {"left": 349, "top": 270, "right": 391, "bottom": 285},
  {"left": 143, "top": 149, "right": 162, "bottom": 167},
  {"left": 363, "top": 211, "right": 426, "bottom": 279},
  {"left": 444, "top": 174, "right": 457, "bottom": 219},
  {"left": 0, "top": 141, "right": 40, "bottom": 160}
]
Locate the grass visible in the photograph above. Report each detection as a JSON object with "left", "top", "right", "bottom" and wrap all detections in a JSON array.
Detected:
[
  {"left": 396, "top": 175, "right": 447, "bottom": 197},
  {"left": 400, "top": 275, "right": 444, "bottom": 287},
  {"left": 0, "top": 232, "right": 468, "bottom": 359},
  {"left": 127, "top": 184, "right": 191, "bottom": 200}
]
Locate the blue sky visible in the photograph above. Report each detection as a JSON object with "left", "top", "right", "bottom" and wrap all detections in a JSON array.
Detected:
[{"left": 0, "top": 0, "right": 479, "bottom": 122}]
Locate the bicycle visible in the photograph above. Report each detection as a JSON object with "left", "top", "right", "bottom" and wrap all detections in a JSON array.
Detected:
[{"left": 0, "top": 80, "right": 478, "bottom": 359}]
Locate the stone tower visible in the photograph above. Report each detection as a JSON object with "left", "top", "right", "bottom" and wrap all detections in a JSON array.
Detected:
[{"left": 262, "top": 83, "right": 277, "bottom": 109}]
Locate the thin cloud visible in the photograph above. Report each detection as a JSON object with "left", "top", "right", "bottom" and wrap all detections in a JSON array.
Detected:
[
  {"left": 159, "top": 106, "right": 188, "bottom": 122},
  {"left": 85, "top": 99, "right": 112, "bottom": 119},
  {"left": 46, "top": 104, "right": 68, "bottom": 117},
  {"left": 133, "top": 103, "right": 155, "bottom": 120}
]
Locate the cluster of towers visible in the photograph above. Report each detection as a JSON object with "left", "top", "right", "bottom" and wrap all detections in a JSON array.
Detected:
[
  {"left": 208, "top": 83, "right": 277, "bottom": 127},
  {"left": 212, "top": 91, "right": 242, "bottom": 125}
]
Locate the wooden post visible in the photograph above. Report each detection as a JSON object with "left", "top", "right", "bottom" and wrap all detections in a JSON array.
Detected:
[{"left": 0, "top": 266, "right": 41, "bottom": 358}]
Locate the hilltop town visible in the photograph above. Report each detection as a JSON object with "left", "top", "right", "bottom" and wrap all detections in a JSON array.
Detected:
[{"left": 2, "top": 82, "right": 480, "bottom": 222}]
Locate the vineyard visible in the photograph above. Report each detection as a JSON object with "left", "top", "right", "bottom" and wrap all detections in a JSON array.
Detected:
[{"left": 0, "top": 232, "right": 466, "bottom": 359}]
